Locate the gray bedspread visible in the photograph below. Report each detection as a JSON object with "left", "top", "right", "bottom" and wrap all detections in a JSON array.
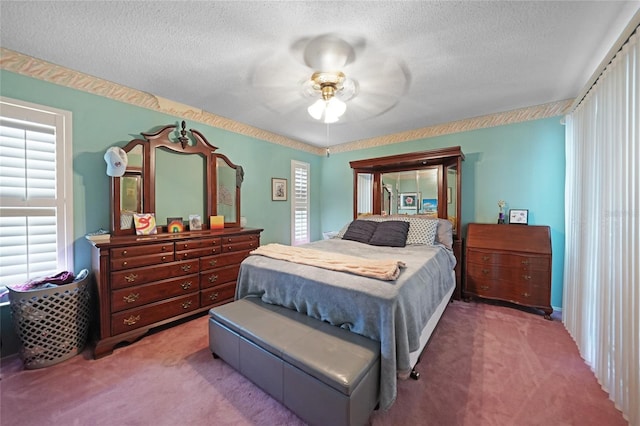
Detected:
[{"left": 235, "top": 238, "right": 456, "bottom": 411}]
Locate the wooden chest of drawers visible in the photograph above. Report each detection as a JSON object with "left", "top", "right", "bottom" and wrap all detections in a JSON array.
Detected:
[
  {"left": 90, "top": 228, "right": 262, "bottom": 358},
  {"left": 464, "top": 223, "right": 552, "bottom": 319}
]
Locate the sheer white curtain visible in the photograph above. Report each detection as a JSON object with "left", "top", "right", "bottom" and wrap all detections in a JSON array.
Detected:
[{"left": 564, "top": 31, "right": 639, "bottom": 425}]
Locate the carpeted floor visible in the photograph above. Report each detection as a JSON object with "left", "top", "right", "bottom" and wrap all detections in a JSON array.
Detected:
[{"left": 0, "top": 301, "right": 626, "bottom": 426}]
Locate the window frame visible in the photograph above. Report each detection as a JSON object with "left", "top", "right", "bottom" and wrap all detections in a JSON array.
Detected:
[
  {"left": 290, "top": 159, "right": 310, "bottom": 246},
  {"left": 0, "top": 97, "right": 74, "bottom": 299}
]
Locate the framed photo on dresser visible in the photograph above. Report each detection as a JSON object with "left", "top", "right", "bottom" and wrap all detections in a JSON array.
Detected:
[{"left": 509, "top": 209, "right": 529, "bottom": 225}]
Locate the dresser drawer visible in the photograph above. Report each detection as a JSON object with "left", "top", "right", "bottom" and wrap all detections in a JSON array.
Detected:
[
  {"left": 220, "top": 234, "right": 260, "bottom": 252},
  {"left": 110, "top": 252, "right": 175, "bottom": 271},
  {"left": 200, "top": 250, "right": 251, "bottom": 271},
  {"left": 222, "top": 240, "right": 259, "bottom": 253},
  {"left": 466, "top": 263, "right": 549, "bottom": 286},
  {"left": 200, "top": 264, "right": 241, "bottom": 289},
  {"left": 175, "top": 238, "right": 221, "bottom": 251},
  {"left": 111, "top": 293, "right": 200, "bottom": 335},
  {"left": 111, "top": 259, "right": 199, "bottom": 289},
  {"left": 201, "top": 281, "right": 236, "bottom": 307},
  {"left": 176, "top": 245, "right": 222, "bottom": 259},
  {"left": 467, "top": 249, "right": 549, "bottom": 269},
  {"left": 111, "top": 273, "right": 199, "bottom": 312},
  {"left": 220, "top": 234, "right": 259, "bottom": 245},
  {"left": 110, "top": 242, "right": 173, "bottom": 260}
]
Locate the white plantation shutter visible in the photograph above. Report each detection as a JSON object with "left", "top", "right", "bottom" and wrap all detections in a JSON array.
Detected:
[
  {"left": 291, "top": 160, "right": 310, "bottom": 246},
  {"left": 0, "top": 98, "right": 73, "bottom": 290}
]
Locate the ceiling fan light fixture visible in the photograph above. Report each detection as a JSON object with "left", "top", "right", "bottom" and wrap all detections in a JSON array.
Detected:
[
  {"left": 307, "top": 71, "right": 348, "bottom": 123},
  {"left": 308, "top": 97, "right": 346, "bottom": 123}
]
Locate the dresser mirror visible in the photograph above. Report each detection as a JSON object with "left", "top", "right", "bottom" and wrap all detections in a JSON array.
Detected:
[
  {"left": 349, "top": 146, "right": 464, "bottom": 237},
  {"left": 111, "top": 122, "right": 242, "bottom": 236}
]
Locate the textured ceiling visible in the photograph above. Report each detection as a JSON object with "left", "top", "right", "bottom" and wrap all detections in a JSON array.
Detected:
[{"left": 1, "top": 1, "right": 638, "bottom": 148}]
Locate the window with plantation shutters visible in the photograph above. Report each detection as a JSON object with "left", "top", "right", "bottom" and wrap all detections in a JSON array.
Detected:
[
  {"left": 291, "top": 160, "right": 310, "bottom": 246},
  {"left": 0, "top": 98, "right": 73, "bottom": 293}
]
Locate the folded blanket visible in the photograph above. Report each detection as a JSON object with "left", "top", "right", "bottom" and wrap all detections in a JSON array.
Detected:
[{"left": 250, "top": 243, "right": 406, "bottom": 280}]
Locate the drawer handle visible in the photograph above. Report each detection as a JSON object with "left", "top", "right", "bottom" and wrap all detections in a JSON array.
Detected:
[
  {"left": 480, "top": 285, "right": 490, "bottom": 291},
  {"left": 123, "top": 293, "right": 139, "bottom": 303},
  {"left": 212, "top": 248, "right": 218, "bottom": 253},
  {"left": 209, "top": 274, "right": 218, "bottom": 283},
  {"left": 123, "top": 315, "right": 140, "bottom": 326},
  {"left": 523, "top": 275, "right": 532, "bottom": 280},
  {"left": 122, "top": 250, "right": 128, "bottom": 255},
  {"left": 181, "top": 300, "right": 192, "bottom": 309},
  {"left": 521, "top": 260, "right": 529, "bottom": 265},
  {"left": 181, "top": 281, "right": 192, "bottom": 290},
  {"left": 209, "top": 259, "right": 218, "bottom": 267},
  {"left": 522, "top": 292, "right": 531, "bottom": 298},
  {"left": 162, "top": 246, "right": 168, "bottom": 251},
  {"left": 227, "top": 238, "right": 232, "bottom": 242},
  {"left": 122, "top": 261, "right": 128, "bottom": 267},
  {"left": 183, "top": 253, "right": 189, "bottom": 258},
  {"left": 482, "top": 269, "right": 489, "bottom": 275},
  {"left": 226, "top": 246, "right": 233, "bottom": 251},
  {"left": 482, "top": 256, "right": 490, "bottom": 261},
  {"left": 209, "top": 292, "right": 219, "bottom": 301},
  {"left": 161, "top": 256, "right": 166, "bottom": 261},
  {"left": 181, "top": 264, "right": 192, "bottom": 272},
  {"left": 125, "top": 273, "right": 138, "bottom": 283}
]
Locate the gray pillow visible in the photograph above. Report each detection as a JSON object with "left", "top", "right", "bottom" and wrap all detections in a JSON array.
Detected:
[
  {"left": 342, "top": 220, "right": 379, "bottom": 243},
  {"left": 368, "top": 220, "right": 410, "bottom": 247}
]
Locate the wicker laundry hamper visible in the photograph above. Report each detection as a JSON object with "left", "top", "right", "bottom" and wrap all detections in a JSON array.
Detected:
[{"left": 8, "top": 272, "right": 91, "bottom": 369}]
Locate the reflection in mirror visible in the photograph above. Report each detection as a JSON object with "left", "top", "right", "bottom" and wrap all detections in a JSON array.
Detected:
[
  {"left": 119, "top": 144, "right": 144, "bottom": 230},
  {"left": 155, "top": 147, "right": 205, "bottom": 227},
  {"left": 380, "top": 168, "right": 438, "bottom": 216},
  {"left": 356, "top": 173, "right": 373, "bottom": 215},
  {"left": 447, "top": 165, "right": 458, "bottom": 234},
  {"left": 128, "top": 145, "right": 143, "bottom": 169},
  {"left": 120, "top": 175, "right": 141, "bottom": 229},
  {"left": 216, "top": 157, "right": 237, "bottom": 223}
]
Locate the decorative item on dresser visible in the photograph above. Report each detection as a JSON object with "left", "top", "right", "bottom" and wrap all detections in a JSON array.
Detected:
[
  {"left": 464, "top": 223, "right": 553, "bottom": 319},
  {"left": 90, "top": 121, "right": 261, "bottom": 358}
]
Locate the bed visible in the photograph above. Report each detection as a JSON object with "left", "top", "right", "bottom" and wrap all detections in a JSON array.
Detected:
[{"left": 235, "top": 216, "right": 457, "bottom": 411}]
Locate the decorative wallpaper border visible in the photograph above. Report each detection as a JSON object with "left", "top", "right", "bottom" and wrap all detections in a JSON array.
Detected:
[{"left": 1, "top": 47, "right": 572, "bottom": 156}]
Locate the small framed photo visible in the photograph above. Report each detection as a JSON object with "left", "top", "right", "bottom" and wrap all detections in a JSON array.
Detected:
[
  {"left": 509, "top": 209, "right": 529, "bottom": 225},
  {"left": 188, "top": 214, "right": 202, "bottom": 230},
  {"left": 272, "top": 178, "right": 287, "bottom": 201}
]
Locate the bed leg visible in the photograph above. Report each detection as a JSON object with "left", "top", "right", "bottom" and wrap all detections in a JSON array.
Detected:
[{"left": 410, "top": 369, "right": 420, "bottom": 380}]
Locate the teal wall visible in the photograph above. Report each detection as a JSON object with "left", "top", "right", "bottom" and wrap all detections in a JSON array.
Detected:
[{"left": 0, "top": 69, "right": 566, "bottom": 357}]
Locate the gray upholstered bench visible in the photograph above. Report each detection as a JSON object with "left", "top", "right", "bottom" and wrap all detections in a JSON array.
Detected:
[{"left": 209, "top": 296, "right": 380, "bottom": 426}]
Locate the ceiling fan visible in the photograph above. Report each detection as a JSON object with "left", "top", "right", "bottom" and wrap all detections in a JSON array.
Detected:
[{"left": 251, "top": 33, "right": 410, "bottom": 125}]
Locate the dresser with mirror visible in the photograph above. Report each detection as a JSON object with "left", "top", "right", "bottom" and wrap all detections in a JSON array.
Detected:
[{"left": 89, "top": 122, "right": 262, "bottom": 358}]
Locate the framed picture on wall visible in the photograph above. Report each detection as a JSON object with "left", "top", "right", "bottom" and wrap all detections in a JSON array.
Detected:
[
  {"left": 509, "top": 209, "right": 529, "bottom": 225},
  {"left": 400, "top": 192, "right": 419, "bottom": 210},
  {"left": 272, "top": 178, "right": 287, "bottom": 201}
]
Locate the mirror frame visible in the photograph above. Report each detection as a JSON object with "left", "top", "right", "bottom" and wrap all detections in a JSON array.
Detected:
[
  {"left": 349, "top": 146, "right": 464, "bottom": 238},
  {"left": 110, "top": 122, "right": 241, "bottom": 236}
]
